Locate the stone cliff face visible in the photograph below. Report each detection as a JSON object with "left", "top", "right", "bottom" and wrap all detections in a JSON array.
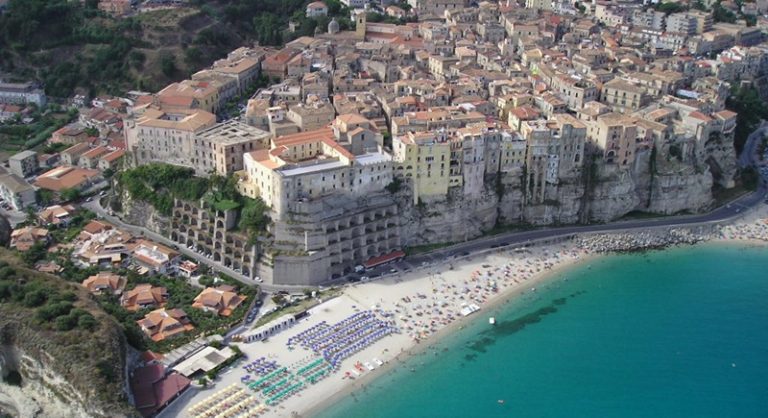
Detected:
[
  {"left": 0, "top": 313, "right": 133, "bottom": 418},
  {"left": 585, "top": 164, "right": 641, "bottom": 222},
  {"left": 117, "top": 143, "right": 737, "bottom": 285},
  {"left": 117, "top": 191, "right": 170, "bottom": 234},
  {"left": 400, "top": 187, "right": 499, "bottom": 246}
]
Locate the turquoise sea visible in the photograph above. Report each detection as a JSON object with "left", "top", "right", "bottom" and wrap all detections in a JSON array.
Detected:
[{"left": 315, "top": 243, "right": 768, "bottom": 418}]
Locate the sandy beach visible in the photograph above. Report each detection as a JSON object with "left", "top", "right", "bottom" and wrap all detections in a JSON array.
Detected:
[{"left": 173, "top": 204, "right": 768, "bottom": 418}]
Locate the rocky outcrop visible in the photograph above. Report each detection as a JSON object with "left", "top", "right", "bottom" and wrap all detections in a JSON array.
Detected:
[
  {"left": 646, "top": 170, "right": 713, "bottom": 214},
  {"left": 0, "top": 261, "right": 135, "bottom": 418},
  {"left": 401, "top": 187, "right": 499, "bottom": 246},
  {"left": 578, "top": 163, "right": 638, "bottom": 222},
  {"left": 116, "top": 191, "right": 170, "bottom": 234},
  {"left": 0, "top": 310, "right": 134, "bottom": 418}
]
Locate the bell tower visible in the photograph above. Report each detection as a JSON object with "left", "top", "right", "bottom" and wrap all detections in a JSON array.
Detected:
[{"left": 355, "top": 11, "right": 367, "bottom": 39}]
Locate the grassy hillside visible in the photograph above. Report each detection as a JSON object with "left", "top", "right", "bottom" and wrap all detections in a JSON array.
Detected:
[
  {"left": 0, "top": 0, "right": 351, "bottom": 99},
  {"left": 0, "top": 250, "right": 134, "bottom": 415}
]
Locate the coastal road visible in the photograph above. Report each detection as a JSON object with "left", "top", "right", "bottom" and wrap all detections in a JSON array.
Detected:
[
  {"left": 407, "top": 185, "right": 766, "bottom": 267},
  {"left": 84, "top": 182, "right": 767, "bottom": 293},
  {"left": 739, "top": 122, "right": 766, "bottom": 169}
]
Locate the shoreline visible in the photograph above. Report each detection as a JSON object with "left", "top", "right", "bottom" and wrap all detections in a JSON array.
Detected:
[
  {"left": 172, "top": 205, "right": 768, "bottom": 418},
  {"left": 303, "top": 251, "right": 598, "bottom": 418}
]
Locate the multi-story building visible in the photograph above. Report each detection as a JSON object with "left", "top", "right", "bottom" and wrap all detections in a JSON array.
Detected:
[
  {"left": 520, "top": 115, "right": 586, "bottom": 203},
  {"left": 244, "top": 98, "right": 271, "bottom": 131},
  {"left": 0, "top": 82, "right": 46, "bottom": 107},
  {"left": 408, "top": 0, "right": 468, "bottom": 17},
  {"left": 548, "top": 73, "right": 599, "bottom": 112},
  {"left": 600, "top": 78, "right": 650, "bottom": 113},
  {"left": 8, "top": 150, "right": 38, "bottom": 178},
  {"left": 666, "top": 13, "right": 697, "bottom": 36},
  {"left": 79, "top": 146, "right": 110, "bottom": 169},
  {"left": 132, "top": 240, "right": 180, "bottom": 275},
  {"left": 306, "top": 1, "right": 328, "bottom": 17},
  {"left": 51, "top": 123, "right": 88, "bottom": 145},
  {"left": 586, "top": 112, "right": 639, "bottom": 168},
  {"left": 286, "top": 99, "right": 336, "bottom": 132},
  {"left": 60, "top": 142, "right": 91, "bottom": 166},
  {"left": 595, "top": 2, "right": 630, "bottom": 27},
  {"left": 0, "top": 171, "right": 36, "bottom": 210},
  {"left": 301, "top": 71, "right": 331, "bottom": 101},
  {"left": 632, "top": 9, "right": 666, "bottom": 30},
  {"left": 393, "top": 130, "right": 452, "bottom": 203},
  {"left": 241, "top": 128, "right": 393, "bottom": 216},
  {"left": 124, "top": 106, "right": 216, "bottom": 172},
  {"left": 390, "top": 106, "right": 486, "bottom": 136},
  {"left": 193, "top": 120, "right": 272, "bottom": 175},
  {"left": 525, "top": 0, "right": 553, "bottom": 10},
  {"left": 157, "top": 80, "right": 223, "bottom": 114}
]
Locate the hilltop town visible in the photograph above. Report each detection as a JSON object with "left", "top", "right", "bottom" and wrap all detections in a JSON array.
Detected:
[
  {"left": 117, "top": 0, "right": 767, "bottom": 286},
  {"left": 1, "top": 0, "right": 768, "bottom": 417}
]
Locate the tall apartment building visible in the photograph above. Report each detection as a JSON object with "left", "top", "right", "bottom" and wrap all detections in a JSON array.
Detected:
[
  {"left": 450, "top": 126, "right": 492, "bottom": 198},
  {"left": 631, "top": 9, "right": 666, "bottom": 30},
  {"left": 586, "top": 112, "right": 639, "bottom": 168},
  {"left": 525, "top": 0, "right": 553, "bottom": 11},
  {"left": 393, "top": 130, "right": 452, "bottom": 203},
  {"left": 520, "top": 115, "right": 586, "bottom": 204},
  {"left": 8, "top": 150, "right": 38, "bottom": 178},
  {"left": 666, "top": 13, "right": 698, "bottom": 36},
  {"left": 546, "top": 72, "right": 599, "bottom": 112}
]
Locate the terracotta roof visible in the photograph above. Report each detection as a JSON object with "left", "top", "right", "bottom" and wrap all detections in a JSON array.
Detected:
[
  {"left": 192, "top": 286, "right": 246, "bottom": 317},
  {"left": 10, "top": 227, "right": 49, "bottom": 251},
  {"left": 101, "top": 149, "right": 125, "bottom": 163},
  {"left": 137, "top": 308, "right": 194, "bottom": 342},
  {"left": 131, "top": 364, "right": 190, "bottom": 417},
  {"left": 122, "top": 284, "right": 169, "bottom": 311},
  {"left": 34, "top": 166, "right": 100, "bottom": 192},
  {"left": 81, "top": 145, "right": 110, "bottom": 160},
  {"left": 82, "top": 220, "right": 113, "bottom": 235},
  {"left": 82, "top": 272, "right": 126, "bottom": 295}
]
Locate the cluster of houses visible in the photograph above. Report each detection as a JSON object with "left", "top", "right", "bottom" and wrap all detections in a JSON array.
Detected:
[
  {"left": 9, "top": 205, "right": 247, "bottom": 345},
  {"left": 0, "top": 94, "right": 128, "bottom": 212},
  {"left": 9, "top": 0, "right": 768, "bottom": 288}
]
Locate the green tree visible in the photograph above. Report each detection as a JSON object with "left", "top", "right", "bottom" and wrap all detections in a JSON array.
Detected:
[
  {"left": 60, "top": 188, "right": 81, "bottom": 202},
  {"left": 23, "top": 289, "right": 47, "bottom": 307},
  {"left": 726, "top": 85, "right": 768, "bottom": 153},
  {"left": 160, "top": 53, "right": 177, "bottom": 78},
  {"left": 712, "top": 2, "right": 737, "bottom": 23},
  {"left": 21, "top": 241, "right": 48, "bottom": 266},
  {"left": 36, "top": 189, "right": 54, "bottom": 206},
  {"left": 654, "top": 2, "right": 688, "bottom": 14},
  {"left": 78, "top": 312, "right": 98, "bottom": 331}
]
